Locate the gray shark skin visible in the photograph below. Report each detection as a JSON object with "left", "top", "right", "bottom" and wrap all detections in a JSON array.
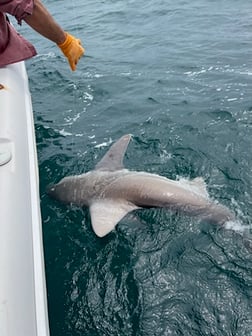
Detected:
[{"left": 48, "top": 134, "right": 235, "bottom": 237}]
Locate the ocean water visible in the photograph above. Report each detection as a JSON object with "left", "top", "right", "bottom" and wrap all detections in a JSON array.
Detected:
[{"left": 18, "top": 0, "right": 252, "bottom": 335}]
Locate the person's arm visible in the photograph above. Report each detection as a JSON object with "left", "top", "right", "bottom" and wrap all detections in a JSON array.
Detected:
[
  {"left": 24, "top": 0, "right": 66, "bottom": 44},
  {"left": 24, "top": 0, "right": 84, "bottom": 70}
]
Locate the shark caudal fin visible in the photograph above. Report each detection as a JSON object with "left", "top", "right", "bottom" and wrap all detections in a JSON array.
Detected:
[{"left": 95, "top": 134, "right": 132, "bottom": 171}]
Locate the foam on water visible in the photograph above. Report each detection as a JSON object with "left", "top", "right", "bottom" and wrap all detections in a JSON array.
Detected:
[{"left": 224, "top": 220, "right": 251, "bottom": 234}]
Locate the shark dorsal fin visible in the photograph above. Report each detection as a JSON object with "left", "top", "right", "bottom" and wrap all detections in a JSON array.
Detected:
[
  {"left": 95, "top": 134, "right": 131, "bottom": 171},
  {"left": 178, "top": 177, "right": 209, "bottom": 199},
  {"left": 190, "top": 177, "right": 209, "bottom": 198},
  {"left": 89, "top": 199, "right": 139, "bottom": 237}
]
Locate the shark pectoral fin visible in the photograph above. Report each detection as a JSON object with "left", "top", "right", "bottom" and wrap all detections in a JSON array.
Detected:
[{"left": 89, "top": 200, "right": 139, "bottom": 237}]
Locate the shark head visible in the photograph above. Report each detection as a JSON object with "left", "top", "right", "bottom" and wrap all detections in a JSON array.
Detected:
[
  {"left": 47, "top": 174, "right": 91, "bottom": 206},
  {"left": 47, "top": 175, "right": 84, "bottom": 205}
]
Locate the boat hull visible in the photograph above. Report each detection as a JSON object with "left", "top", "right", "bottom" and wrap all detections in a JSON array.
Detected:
[{"left": 0, "top": 62, "right": 50, "bottom": 336}]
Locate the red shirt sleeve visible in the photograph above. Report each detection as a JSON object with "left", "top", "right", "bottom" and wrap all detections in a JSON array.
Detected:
[{"left": 0, "top": 0, "right": 34, "bottom": 24}]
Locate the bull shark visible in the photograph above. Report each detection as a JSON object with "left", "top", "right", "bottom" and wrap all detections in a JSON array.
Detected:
[{"left": 47, "top": 134, "right": 235, "bottom": 237}]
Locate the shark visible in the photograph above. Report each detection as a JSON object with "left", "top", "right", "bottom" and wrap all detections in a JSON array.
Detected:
[{"left": 47, "top": 134, "right": 236, "bottom": 237}]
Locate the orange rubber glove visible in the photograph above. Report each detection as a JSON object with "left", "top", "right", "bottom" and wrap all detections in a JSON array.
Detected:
[{"left": 58, "top": 32, "right": 85, "bottom": 71}]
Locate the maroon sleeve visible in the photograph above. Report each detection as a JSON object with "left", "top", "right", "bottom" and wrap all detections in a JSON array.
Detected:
[{"left": 0, "top": 0, "right": 34, "bottom": 24}]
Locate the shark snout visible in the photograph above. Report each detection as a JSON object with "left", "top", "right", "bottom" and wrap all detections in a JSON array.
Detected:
[
  {"left": 46, "top": 178, "right": 80, "bottom": 205},
  {"left": 46, "top": 182, "right": 67, "bottom": 203},
  {"left": 46, "top": 183, "right": 57, "bottom": 198}
]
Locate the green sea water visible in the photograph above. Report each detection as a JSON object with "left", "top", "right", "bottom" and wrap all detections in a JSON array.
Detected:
[{"left": 18, "top": 0, "right": 252, "bottom": 334}]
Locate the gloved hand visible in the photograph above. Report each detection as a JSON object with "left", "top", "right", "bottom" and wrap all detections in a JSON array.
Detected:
[{"left": 58, "top": 32, "right": 85, "bottom": 71}]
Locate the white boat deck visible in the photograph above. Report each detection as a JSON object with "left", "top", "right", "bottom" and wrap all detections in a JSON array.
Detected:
[{"left": 0, "top": 62, "right": 50, "bottom": 336}]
